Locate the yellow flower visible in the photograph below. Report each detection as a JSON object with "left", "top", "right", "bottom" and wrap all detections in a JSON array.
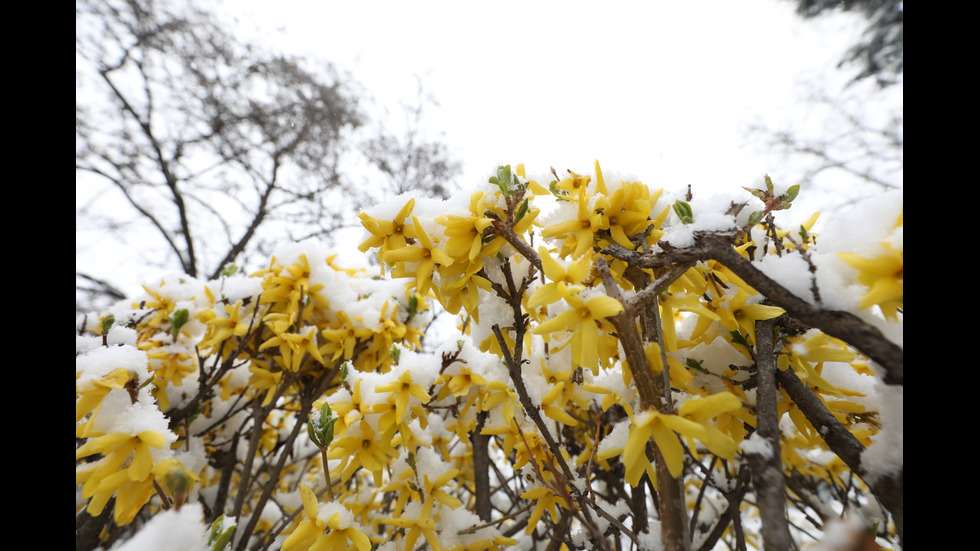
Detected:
[
  {"left": 777, "top": 211, "right": 820, "bottom": 251},
  {"left": 380, "top": 468, "right": 421, "bottom": 518},
  {"left": 594, "top": 181, "right": 657, "bottom": 250},
  {"left": 478, "top": 381, "right": 517, "bottom": 426},
  {"left": 76, "top": 431, "right": 173, "bottom": 524},
  {"left": 384, "top": 215, "right": 455, "bottom": 296},
  {"left": 436, "top": 263, "right": 491, "bottom": 323},
  {"left": 375, "top": 369, "right": 431, "bottom": 422},
  {"left": 481, "top": 419, "right": 553, "bottom": 478},
  {"left": 144, "top": 347, "right": 195, "bottom": 409},
  {"left": 329, "top": 380, "right": 384, "bottom": 439},
  {"left": 247, "top": 362, "right": 283, "bottom": 407},
  {"left": 282, "top": 483, "right": 371, "bottom": 551},
  {"left": 658, "top": 291, "right": 721, "bottom": 352},
  {"left": 255, "top": 254, "right": 329, "bottom": 318},
  {"left": 520, "top": 486, "right": 569, "bottom": 535},
  {"left": 133, "top": 282, "right": 177, "bottom": 328},
  {"left": 838, "top": 241, "right": 903, "bottom": 319},
  {"left": 259, "top": 319, "right": 324, "bottom": 372},
  {"left": 436, "top": 191, "right": 503, "bottom": 263},
  {"left": 379, "top": 504, "right": 442, "bottom": 551},
  {"left": 621, "top": 409, "right": 706, "bottom": 485},
  {"left": 553, "top": 169, "right": 591, "bottom": 198},
  {"left": 328, "top": 420, "right": 398, "bottom": 485},
  {"left": 436, "top": 365, "right": 487, "bottom": 400},
  {"left": 358, "top": 198, "right": 418, "bottom": 272},
  {"left": 532, "top": 293, "right": 624, "bottom": 374},
  {"left": 146, "top": 347, "right": 195, "bottom": 387},
  {"left": 403, "top": 468, "right": 464, "bottom": 516},
  {"left": 718, "top": 289, "right": 785, "bottom": 345},
  {"left": 526, "top": 246, "right": 592, "bottom": 310},
  {"left": 541, "top": 197, "right": 604, "bottom": 259},
  {"left": 538, "top": 363, "right": 581, "bottom": 426},
  {"left": 320, "top": 311, "right": 374, "bottom": 362},
  {"left": 76, "top": 367, "right": 134, "bottom": 436},
  {"left": 677, "top": 392, "right": 742, "bottom": 460},
  {"left": 197, "top": 299, "right": 252, "bottom": 356}
]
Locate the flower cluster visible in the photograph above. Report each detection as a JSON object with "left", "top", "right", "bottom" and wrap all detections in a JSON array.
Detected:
[{"left": 77, "top": 162, "right": 902, "bottom": 551}]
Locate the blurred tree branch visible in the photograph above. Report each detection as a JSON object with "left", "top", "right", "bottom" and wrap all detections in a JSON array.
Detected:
[
  {"left": 76, "top": 0, "right": 459, "bottom": 314},
  {"left": 788, "top": 0, "right": 903, "bottom": 87},
  {"left": 745, "top": 90, "right": 902, "bottom": 198}
]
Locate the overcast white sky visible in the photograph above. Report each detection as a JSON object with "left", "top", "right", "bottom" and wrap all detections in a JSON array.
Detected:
[
  {"left": 225, "top": 0, "right": 871, "bottom": 196},
  {"left": 79, "top": 0, "right": 900, "bottom": 302}
]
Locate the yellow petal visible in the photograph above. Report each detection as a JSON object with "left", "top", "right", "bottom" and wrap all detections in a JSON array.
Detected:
[
  {"left": 741, "top": 304, "right": 786, "bottom": 321},
  {"left": 300, "top": 483, "right": 319, "bottom": 520},
  {"left": 650, "top": 422, "right": 686, "bottom": 478},
  {"left": 127, "top": 443, "right": 154, "bottom": 481},
  {"left": 532, "top": 310, "right": 581, "bottom": 335},
  {"left": 678, "top": 392, "right": 742, "bottom": 420},
  {"left": 586, "top": 295, "right": 625, "bottom": 318}
]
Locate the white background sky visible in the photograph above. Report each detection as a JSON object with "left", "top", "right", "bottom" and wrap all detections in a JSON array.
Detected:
[
  {"left": 225, "top": 0, "right": 872, "bottom": 196},
  {"left": 79, "top": 0, "right": 901, "bottom": 300}
]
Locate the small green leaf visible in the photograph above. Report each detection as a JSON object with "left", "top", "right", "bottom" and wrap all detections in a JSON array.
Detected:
[
  {"left": 206, "top": 515, "right": 236, "bottom": 551},
  {"left": 685, "top": 358, "right": 708, "bottom": 374},
  {"left": 498, "top": 165, "right": 512, "bottom": 186},
  {"left": 548, "top": 181, "right": 568, "bottom": 201},
  {"left": 187, "top": 401, "right": 205, "bottom": 424},
  {"left": 100, "top": 314, "right": 116, "bottom": 335},
  {"left": 730, "top": 331, "right": 750, "bottom": 351},
  {"left": 307, "top": 402, "right": 336, "bottom": 449},
  {"left": 799, "top": 225, "right": 810, "bottom": 242},
  {"left": 340, "top": 361, "right": 350, "bottom": 386},
  {"left": 764, "top": 174, "right": 774, "bottom": 194},
  {"left": 390, "top": 346, "right": 401, "bottom": 364},
  {"left": 170, "top": 309, "right": 190, "bottom": 337},
  {"left": 164, "top": 466, "right": 191, "bottom": 496},
  {"left": 748, "top": 210, "right": 764, "bottom": 226},
  {"left": 782, "top": 184, "right": 800, "bottom": 204},
  {"left": 407, "top": 295, "right": 419, "bottom": 321},
  {"left": 220, "top": 264, "right": 239, "bottom": 277},
  {"left": 481, "top": 227, "right": 496, "bottom": 245},
  {"left": 491, "top": 165, "right": 514, "bottom": 196},
  {"left": 515, "top": 198, "right": 529, "bottom": 223},
  {"left": 673, "top": 200, "right": 694, "bottom": 224}
]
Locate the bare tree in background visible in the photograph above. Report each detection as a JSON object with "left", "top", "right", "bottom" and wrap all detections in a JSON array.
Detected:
[
  {"left": 362, "top": 77, "right": 462, "bottom": 200},
  {"left": 790, "top": 0, "right": 903, "bottom": 88},
  {"left": 76, "top": 0, "right": 460, "bottom": 314},
  {"left": 745, "top": 0, "right": 902, "bottom": 211},
  {"left": 746, "top": 88, "right": 902, "bottom": 198}
]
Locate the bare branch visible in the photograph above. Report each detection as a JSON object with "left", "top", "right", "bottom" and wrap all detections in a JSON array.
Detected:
[{"left": 746, "top": 319, "right": 791, "bottom": 549}]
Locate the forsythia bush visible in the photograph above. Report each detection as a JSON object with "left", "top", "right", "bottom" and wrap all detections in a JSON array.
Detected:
[{"left": 76, "top": 162, "right": 903, "bottom": 551}]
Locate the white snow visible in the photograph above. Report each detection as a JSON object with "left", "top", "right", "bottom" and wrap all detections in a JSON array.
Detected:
[{"left": 110, "top": 503, "right": 210, "bottom": 551}]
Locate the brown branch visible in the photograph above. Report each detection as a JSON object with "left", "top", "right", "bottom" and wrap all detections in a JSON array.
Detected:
[
  {"left": 471, "top": 410, "right": 492, "bottom": 522},
  {"left": 595, "top": 258, "right": 665, "bottom": 413},
  {"left": 457, "top": 503, "right": 535, "bottom": 535},
  {"left": 775, "top": 367, "right": 903, "bottom": 544},
  {"left": 745, "top": 319, "right": 791, "bottom": 549},
  {"left": 595, "top": 258, "right": 690, "bottom": 551},
  {"left": 99, "top": 65, "right": 198, "bottom": 276},
  {"left": 490, "top": 324, "right": 607, "bottom": 547},
  {"left": 208, "top": 156, "right": 281, "bottom": 280},
  {"left": 602, "top": 235, "right": 903, "bottom": 385},
  {"left": 491, "top": 218, "right": 543, "bottom": 274}
]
